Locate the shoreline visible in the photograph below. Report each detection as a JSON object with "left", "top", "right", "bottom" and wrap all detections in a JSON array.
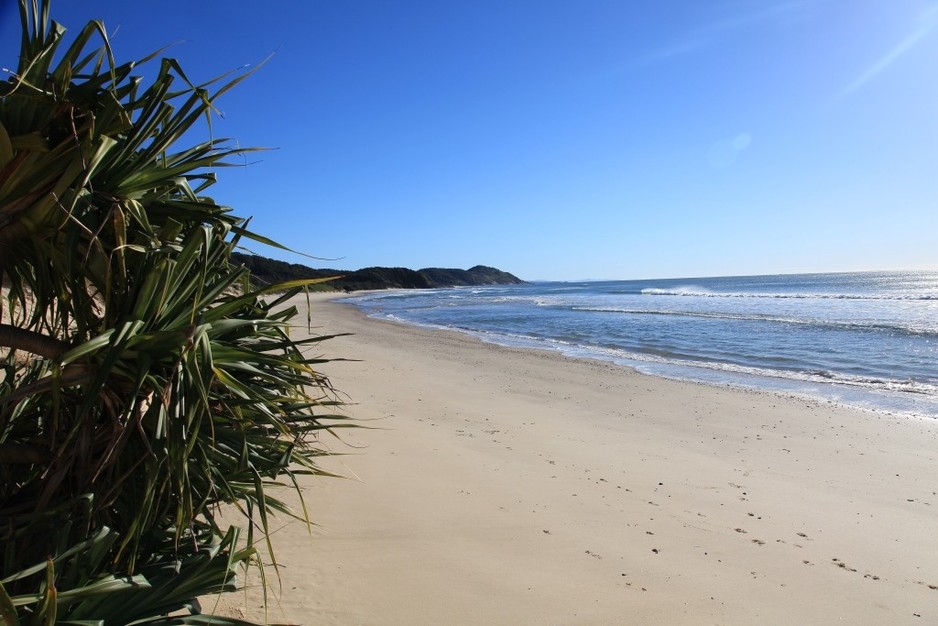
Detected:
[
  {"left": 339, "top": 290, "right": 938, "bottom": 422},
  {"left": 216, "top": 292, "right": 938, "bottom": 624}
]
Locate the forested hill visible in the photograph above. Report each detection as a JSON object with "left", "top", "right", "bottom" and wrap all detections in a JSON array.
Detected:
[{"left": 232, "top": 253, "right": 526, "bottom": 292}]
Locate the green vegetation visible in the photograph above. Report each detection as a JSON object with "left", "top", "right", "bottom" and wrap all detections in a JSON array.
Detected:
[
  {"left": 232, "top": 252, "right": 526, "bottom": 292},
  {"left": 0, "top": 1, "right": 346, "bottom": 623}
]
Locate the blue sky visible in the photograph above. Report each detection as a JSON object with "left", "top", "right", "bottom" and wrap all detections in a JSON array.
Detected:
[{"left": 2, "top": 1, "right": 936, "bottom": 280}]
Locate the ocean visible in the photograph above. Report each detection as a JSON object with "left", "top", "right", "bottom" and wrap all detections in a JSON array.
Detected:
[{"left": 342, "top": 270, "right": 938, "bottom": 419}]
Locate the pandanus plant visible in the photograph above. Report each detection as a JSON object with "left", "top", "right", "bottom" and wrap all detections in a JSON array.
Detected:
[{"left": 0, "top": 1, "right": 347, "bottom": 623}]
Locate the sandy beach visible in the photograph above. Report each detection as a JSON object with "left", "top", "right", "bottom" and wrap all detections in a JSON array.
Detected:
[{"left": 215, "top": 292, "right": 938, "bottom": 625}]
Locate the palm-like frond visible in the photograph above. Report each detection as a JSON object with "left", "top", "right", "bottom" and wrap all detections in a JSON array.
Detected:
[{"left": 1, "top": 1, "right": 347, "bottom": 623}]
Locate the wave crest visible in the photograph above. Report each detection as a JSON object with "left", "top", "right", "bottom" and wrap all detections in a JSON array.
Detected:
[{"left": 640, "top": 287, "right": 937, "bottom": 301}]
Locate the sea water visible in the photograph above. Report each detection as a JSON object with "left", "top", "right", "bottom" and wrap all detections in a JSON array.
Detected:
[{"left": 342, "top": 271, "right": 938, "bottom": 419}]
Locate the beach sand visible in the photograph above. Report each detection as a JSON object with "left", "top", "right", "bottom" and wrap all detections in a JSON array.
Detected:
[{"left": 213, "top": 292, "right": 938, "bottom": 625}]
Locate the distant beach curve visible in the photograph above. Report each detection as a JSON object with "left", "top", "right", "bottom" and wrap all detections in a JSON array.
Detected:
[{"left": 344, "top": 270, "right": 938, "bottom": 419}]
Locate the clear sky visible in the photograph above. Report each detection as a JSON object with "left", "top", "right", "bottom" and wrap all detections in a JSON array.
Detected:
[{"left": 2, "top": 1, "right": 936, "bottom": 280}]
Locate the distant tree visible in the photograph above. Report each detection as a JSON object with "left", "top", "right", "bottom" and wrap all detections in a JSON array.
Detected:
[
  {"left": 0, "top": 1, "right": 346, "bottom": 623},
  {"left": 232, "top": 252, "right": 526, "bottom": 292}
]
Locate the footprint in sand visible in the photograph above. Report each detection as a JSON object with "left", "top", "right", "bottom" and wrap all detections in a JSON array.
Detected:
[{"left": 832, "top": 558, "right": 858, "bottom": 573}]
